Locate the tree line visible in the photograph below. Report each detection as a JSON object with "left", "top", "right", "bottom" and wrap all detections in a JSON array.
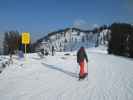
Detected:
[{"left": 108, "top": 23, "right": 133, "bottom": 58}]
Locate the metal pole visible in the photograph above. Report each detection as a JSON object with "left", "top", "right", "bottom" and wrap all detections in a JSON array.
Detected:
[
  {"left": 25, "top": 44, "right": 27, "bottom": 60},
  {"left": 25, "top": 44, "right": 26, "bottom": 54}
]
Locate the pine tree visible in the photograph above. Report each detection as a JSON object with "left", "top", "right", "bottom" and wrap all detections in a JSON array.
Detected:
[
  {"left": 108, "top": 23, "right": 132, "bottom": 57},
  {"left": 128, "top": 27, "right": 133, "bottom": 57}
]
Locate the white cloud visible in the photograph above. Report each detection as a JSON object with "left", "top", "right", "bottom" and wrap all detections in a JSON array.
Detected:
[
  {"left": 73, "top": 19, "right": 86, "bottom": 27},
  {"left": 73, "top": 19, "right": 99, "bottom": 30},
  {"left": 93, "top": 24, "right": 99, "bottom": 29}
]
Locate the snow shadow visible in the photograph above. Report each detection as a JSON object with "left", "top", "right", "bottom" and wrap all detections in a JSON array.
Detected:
[
  {"left": 32, "top": 57, "right": 45, "bottom": 60},
  {"left": 41, "top": 63, "right": 78, "bottom": 78}
]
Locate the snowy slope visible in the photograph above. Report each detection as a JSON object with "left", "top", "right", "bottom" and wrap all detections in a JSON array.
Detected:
[{"left": 0, "top": 48, "right": 133, "bottom": 100}]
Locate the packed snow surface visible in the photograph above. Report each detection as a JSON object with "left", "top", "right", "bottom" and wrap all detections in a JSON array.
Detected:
[{"left": 0, "top": 47, "right": 133, "bottom": 100}]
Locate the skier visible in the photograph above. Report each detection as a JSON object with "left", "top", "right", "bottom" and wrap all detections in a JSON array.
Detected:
[
  {"left": 77, "top": 46, "right": 88, "bottom": 79},
  {"left": 40, "top": 48, "right": 44, "bottom": 56},
  {"left": 52, "top": 46, "right": 55, "bottom": 56},
  {"left": 8, "top": 48, "right": 14, "bottom": 64},
  {"left": 44, "top": 49, "right": 49, "bottom": 56},
  {"left": 18, "top": 50, "right": 24, "bottom": 59}
]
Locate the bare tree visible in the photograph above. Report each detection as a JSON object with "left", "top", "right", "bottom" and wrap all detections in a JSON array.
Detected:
[{"left": 3, "top": 31, "right": 21, "bottom": 55}]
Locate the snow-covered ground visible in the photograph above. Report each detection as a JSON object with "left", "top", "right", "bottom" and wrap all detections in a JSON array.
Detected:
[{"left": 0, "top": 47, "right": 133, "bottom": 100}]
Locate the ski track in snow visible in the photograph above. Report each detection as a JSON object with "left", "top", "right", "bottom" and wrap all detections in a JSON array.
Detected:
[{"left": 0, "top": 51, "right": 133, "bottom": 100}]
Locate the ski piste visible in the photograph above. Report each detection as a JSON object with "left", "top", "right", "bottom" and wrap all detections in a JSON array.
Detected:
[{"left": 1, "top": 47, "right": 133, "bottom": 100}]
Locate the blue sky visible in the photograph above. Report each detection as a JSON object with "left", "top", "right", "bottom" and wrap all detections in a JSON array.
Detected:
[{"left": 0, "top": 0, "right": 132, "bottom": 41}]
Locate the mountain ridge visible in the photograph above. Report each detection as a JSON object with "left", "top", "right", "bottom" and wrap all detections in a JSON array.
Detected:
[{"left": 34, "top": 26, "right": 110, "bottom": 52}]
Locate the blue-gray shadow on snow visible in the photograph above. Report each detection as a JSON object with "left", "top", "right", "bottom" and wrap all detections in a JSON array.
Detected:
[{"left": 41, "top": 63, "right": 79, "bottom": 78}]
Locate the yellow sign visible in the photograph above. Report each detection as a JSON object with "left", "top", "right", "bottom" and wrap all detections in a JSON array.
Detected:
[{"left": 22, "top": 32, "right": 30, "bottom": 44}]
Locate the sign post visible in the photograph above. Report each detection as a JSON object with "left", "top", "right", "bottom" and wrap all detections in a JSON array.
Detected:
[{"left": 22, "top": 32, "right": 30, "bottom": 58}]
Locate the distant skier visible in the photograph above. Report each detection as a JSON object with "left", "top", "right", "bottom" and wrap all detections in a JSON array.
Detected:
[
  {"left": 18, "top": 50, "right": 24, "bottom": 59},
  {"left": 77, "top": 46, "right": 88, "bottom": 79},
  {"left": 8, "top": 48, "right": 14, "bottom": 64},
  {"left": 52, "top": 46, "right": 54, "bottom": 56},
  {"left": 37, "top": 48, "right": 44, "bottom": 58},
  {"left": 44, "top": 49, "right": 49, "bottom": 56},
  {"left": 40, "top": 48, "right": 44, "bottom": 56}
]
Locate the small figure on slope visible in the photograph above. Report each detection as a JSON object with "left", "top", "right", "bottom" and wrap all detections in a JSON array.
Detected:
[
  {"left": 40, "top": 48, "right": 44, "bottom": 56},
  {"left": 77, "top": 46, "right": 88, "bottom": 80},
  {"left": 18, "top": 50, "right": 24, "bottom": 59},
  {"left": 8, "top": 48, "right": 14, "bottom": 64},
  {"left": 52, "top": 46, "right": 55, "bottom": 56},
  {"left": 37, "top": 48, "right": 44, "bottom": 58}
]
